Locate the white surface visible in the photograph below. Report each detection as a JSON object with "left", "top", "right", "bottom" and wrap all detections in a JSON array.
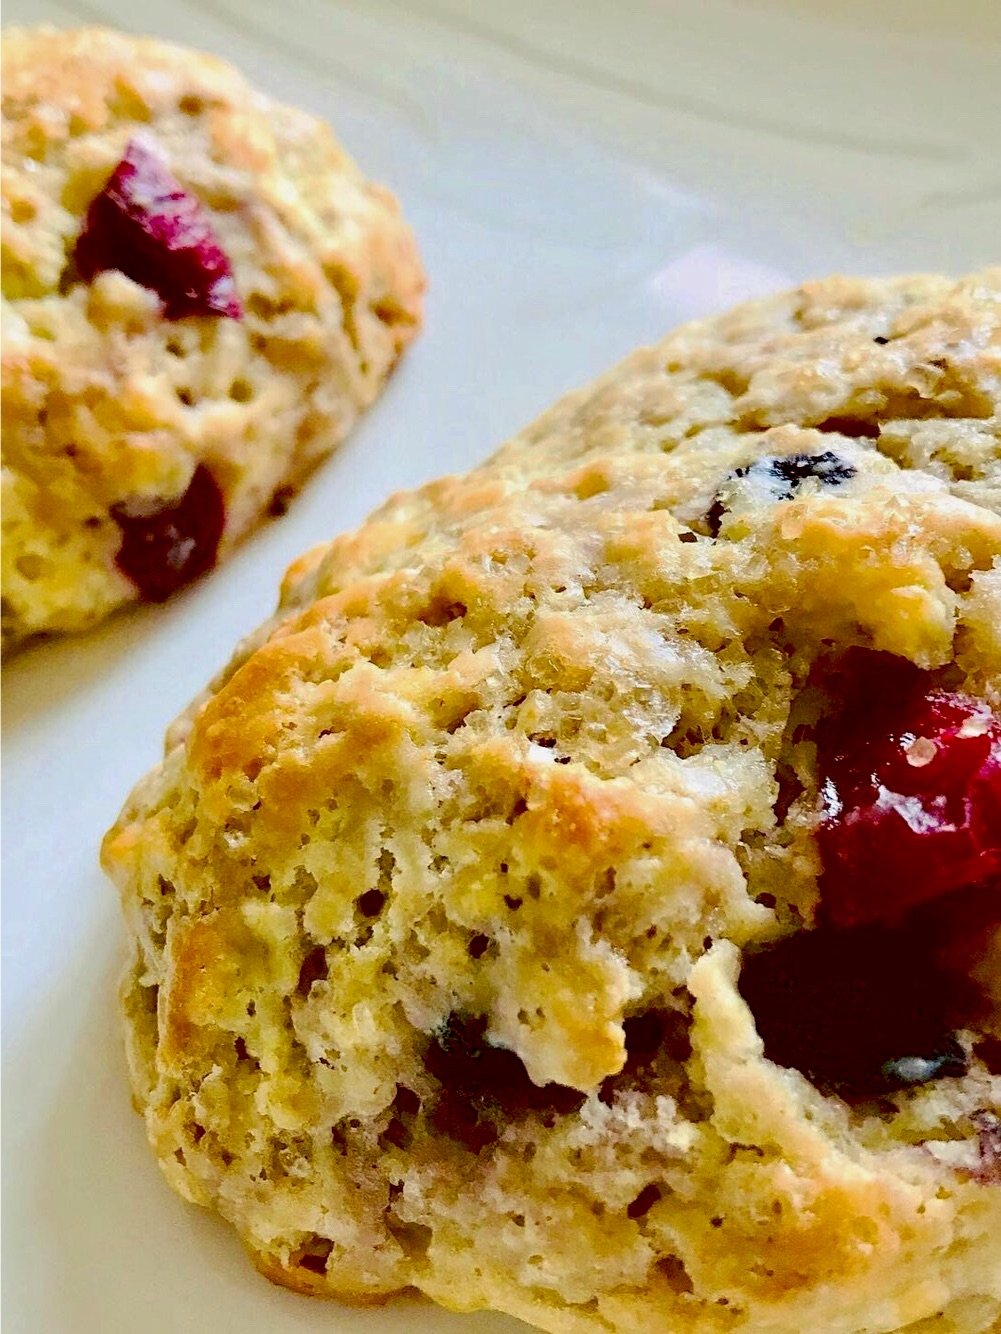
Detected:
[{"left": 2, "top": 2, "right": 999, "bottom": 1331}]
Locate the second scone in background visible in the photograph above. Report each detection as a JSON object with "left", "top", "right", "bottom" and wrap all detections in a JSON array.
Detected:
[{"left": 1, "top": 26, "right": 424, "bottom": 651}]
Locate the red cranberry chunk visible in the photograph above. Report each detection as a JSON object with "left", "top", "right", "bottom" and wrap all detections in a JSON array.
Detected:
[
  {"left": 112, "top": 464, "right": 225, "bottom": 603},
  {"left": 74, "top": 139, "right": 241, "bottom": 320},
  {"left": 816, "top": 650, "right": 1001, "bottom": 929},
  {"left": 738, "top": 919, "right": 975, "bottom": 1101}
]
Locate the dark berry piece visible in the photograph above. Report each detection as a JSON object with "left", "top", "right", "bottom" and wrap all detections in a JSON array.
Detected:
[
  {"left": 112, "top": 463, "right": 225, "bottom": 603},
  {"left": 873, "top": 336, "right": 890, "bottom": 345},
  {"left": 706, "top": 451, "right": 856, "bottom": 535},
  {"left": 425, "top": 1013, "right": 585, "bottom": 1152},
  {"left": 356, "top": 888, "right": 386, "bottom": 917},
  {"left": 815, "top": 417, "right": 880, "bottom": 439},
  {"left": 74, "top": 138, "right": 242, "bottom": 320},
  {"left": 627, "top": 1183, "right": 662, "bottom": 1220},
  {"left": 738, "top": 920, "right": 976, "bottom": 1100},
  {"left": 430, "top": 1090, "right": 501, "bottom": 1153},
  {"left": 297, "top": 946, "right": 328, "bottom": 996},
  {"left": 392, "top": 1085, "right": 422, "bottom": 1117},
  {"left": 815, "top": 649, "right": 1001, "bottom": 929},
  {"left": 974, "top": 1035, "right": 1001, "bottom": 1076}
]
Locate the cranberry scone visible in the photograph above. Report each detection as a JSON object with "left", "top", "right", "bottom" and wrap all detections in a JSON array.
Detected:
[
  {"left": 1, "top": 27, "right": 423, "bottom": 651},
  {"left": 104, "top": 271, "right": 1001, "bottom": 1333}
]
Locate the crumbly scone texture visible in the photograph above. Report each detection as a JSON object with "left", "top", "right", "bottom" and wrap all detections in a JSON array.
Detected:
[
  {"left": 1, "top": 25, "right": 424, "bottom": 650},
  {"left": 105, "top": 271, "right": 1001, "bottom": 1333}
]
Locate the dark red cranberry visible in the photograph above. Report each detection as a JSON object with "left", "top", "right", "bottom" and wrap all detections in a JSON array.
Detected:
[
  {"left": 738, "top": 918, "right": 977, "bottom": 1100},
  {"left": 74, "top": 138, "right": 241, "bottom": 320},
  {"left": 974, "top": 1034, "right": 1001, "bottom": 1076},
  {"left": 425, "top": 1013, "right": 585, "bottom": 1152},
  {"left": 112, "top": 464, "right": 225, "bottom": 602},
  {"left": 430, "top": 1090, "right": 501, "bottom": 1152},
  {"left": 815, "top": 649, "right": 1001, "bottom": 929}
]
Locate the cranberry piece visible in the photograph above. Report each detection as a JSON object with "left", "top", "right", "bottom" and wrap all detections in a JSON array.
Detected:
[
  {"left": 974, "top": 1034, "right": 1001, "bottom": 1076},
  {"left": 112, "top": 464, "right": 225, "bottom": 602},
  {"left": 738, "top": 919, "right": 976, "bottom": 1100},
  {"left": 815, "top": 650, "right": 1001, "bottom": 929},
  {"left": 425, "top": 1013, "right": 585, "bottom": 1152},
  {"left": 74, "top": 139, "right": 241, "bottom": 320}
]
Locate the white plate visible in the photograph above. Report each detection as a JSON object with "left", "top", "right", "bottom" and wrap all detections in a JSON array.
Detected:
[{"left": 2, "top": 3, "right": 999, "bottom": 1331}]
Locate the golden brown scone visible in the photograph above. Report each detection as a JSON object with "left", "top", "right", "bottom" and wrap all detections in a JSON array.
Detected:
[
  {"left": 1, "top": 26, "right": 423, "bottom": 651},
  {"left": 105, "top": 271, "right": 1001, "bottom": 1334}
]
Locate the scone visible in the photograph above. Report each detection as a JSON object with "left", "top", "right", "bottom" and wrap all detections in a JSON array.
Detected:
[
  {"left": 104, "top": 271, "right": 1001, "bottom": 1333},
  {"left": 1, "top": 26, "right": 423, "bottom": 651}
]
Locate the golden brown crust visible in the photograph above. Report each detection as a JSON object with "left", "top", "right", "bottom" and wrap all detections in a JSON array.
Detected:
[
  {"left": 106, "top": 271, "right": 1001, "bottom": 1332},
  {"left": 1, "top": 26, "right": 424, "bottom": 649}
]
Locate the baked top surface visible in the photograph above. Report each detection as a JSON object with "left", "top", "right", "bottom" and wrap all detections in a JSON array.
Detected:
[{"left": 105, "top": 271, "right": 1001, "bottom": 1333}]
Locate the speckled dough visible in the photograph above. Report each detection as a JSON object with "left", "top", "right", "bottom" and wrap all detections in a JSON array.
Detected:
[
  {"left": 1, "top": 26, "right": 424, "bottom": 650},
  {"left": 105, "top": 272, "right": 1001, "bottom": 1333}
]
